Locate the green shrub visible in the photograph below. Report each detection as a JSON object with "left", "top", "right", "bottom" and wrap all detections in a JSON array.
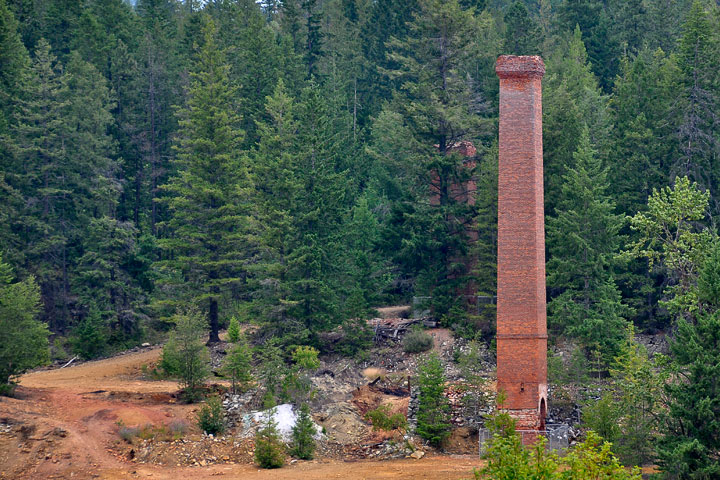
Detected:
[
  {"left": 227, "top": 316, "right": 241, "bottom": 343},
  {"left": 402, "top": 327, "right": 434, "bottom": 353},
  {"left": 479, "top": 411, "right": 641, "bottom": 479},
  {"left": 290, "top": 404, "right": 316, "bottom": 460},
  {"left": 254, "top": 410, "right": 285, "bottom": 468},
  {"left": 365, "top": 403, "right": 407, "bottom": 431},
  {"left": 197, "top": 396, "right": 225, "bottom": 435}
]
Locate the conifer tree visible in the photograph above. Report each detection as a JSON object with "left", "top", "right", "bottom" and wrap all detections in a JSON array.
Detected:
[
  {"left": 291, "top": 403, "right": 316, "bottom": 460},
  {"left": 416, "top": 352, "right": 451, "bottom": 447},
  {"left": 503, "top": 1, "right": 541, "bottom": 55},
  {"left": 11, "top": 40, "right": 73, "bottom": 331},
  {"left": 381, "top": 0, "right": 485, "bottom": 323},
  {"left": 0, "top": 253, "right": 49, "bottom": 394},
  {"left": 0, "top": 0, "right": 29, "bottom": 132},
  {"left": 657, "top": 311, "right": 720, "bottom": 478},
  {"left": 674, "top": 1, "right": 720, "bottom": 216},
  {"left": 157, "top": 17, "right": 257, "bottom": 344},
  {"left": 547, "top": 129, "right": 628, "bottom": 363}
]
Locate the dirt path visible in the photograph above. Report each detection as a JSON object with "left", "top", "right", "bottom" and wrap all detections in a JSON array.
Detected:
[{"left": 0, "top": 348, "right": 482, "bottom": 480}]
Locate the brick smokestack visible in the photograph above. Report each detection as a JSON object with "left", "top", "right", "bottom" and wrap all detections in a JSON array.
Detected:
[{"left": 495, "top": 55, "right": 547, "bottom": 433}]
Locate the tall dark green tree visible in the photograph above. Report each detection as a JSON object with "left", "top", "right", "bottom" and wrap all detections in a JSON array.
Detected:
[
  {"left": 657, "top": 311, "right": 720, "bottom": 478},
  {"left": 381, "top": 0, "right": 486, "bottom": 322},
  {"left": 547, "top": 129, "right": 628, "bottom": 363},
  {"left": 157, "top": 17, "right": 257, "bottom": 344},
  {"left": 673, "top": 1, "right": 720, "bottom": 216},
  {"left": 503, "top": 1, "right": 541, "bottom": 55}
]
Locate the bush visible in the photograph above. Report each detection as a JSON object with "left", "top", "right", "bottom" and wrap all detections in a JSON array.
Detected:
[
  {"left": 254, "top": 410, "right": 285, "bottom": 468},
  {"left": 290, "top": 403, "right": 316, "bottom": 460},
  {"left": 197, "top": 396, "right": 225, "bottom": 435},
  {"left": 365, "top": 403, "right": 407, "bottom": 431},
  {"left": 403, "top": 327, "right": 434, "bottom": 353},
  {"left": 227, "top": 316, "right": 241, "bottom": 343},
  {"left": 479, "top": 411, "right": 641, "bottom": 479}
]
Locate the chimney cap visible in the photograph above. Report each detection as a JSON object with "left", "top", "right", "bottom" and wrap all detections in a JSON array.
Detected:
[{"left": 496, "top": 55, "right": 545, "bottom": 79}]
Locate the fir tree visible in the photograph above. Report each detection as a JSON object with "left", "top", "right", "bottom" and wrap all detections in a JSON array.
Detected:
[
  {"left": 290, "top": 403, "right": 316, "bottom": 460},
  {"left": 0, "top": 253, "right": 49, "bottom": 394},
  {"left": 657, "top": 312, "right": 720, "bottom": 478},
  {"left": 222, "top": 335, "right": 253, "bottom": 394},
  {"left": 547, "top": 129, "right": 628, "bottom": 363},
  {"left": 254, "top": 409, "right": 286, "bottom": 468},
  {"left": 416, "top": 352, "right": 451, "bottom": 447},
  {"left": 157, "top": 17, "right": 257, "bottom": 344}
]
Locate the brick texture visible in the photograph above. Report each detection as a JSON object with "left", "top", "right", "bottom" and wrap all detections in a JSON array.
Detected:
[{"left": 495, "top": 55, "right": 547, "bottom": 433}]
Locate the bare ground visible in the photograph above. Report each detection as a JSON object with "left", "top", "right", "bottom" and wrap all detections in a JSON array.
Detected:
[{"left": 0, "top": 347, "right": 482, "bottom": 479}]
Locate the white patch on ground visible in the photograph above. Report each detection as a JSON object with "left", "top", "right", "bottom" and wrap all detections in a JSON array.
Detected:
[{"left": 250, "top": 404, "right": 323, "bottom": 441}]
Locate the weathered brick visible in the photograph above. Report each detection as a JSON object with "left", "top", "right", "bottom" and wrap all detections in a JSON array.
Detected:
[{"left": 495, "top": 55, "right": 547, "bottom": 435}]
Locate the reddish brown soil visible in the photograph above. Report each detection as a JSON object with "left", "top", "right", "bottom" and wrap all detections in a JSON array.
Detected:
[{"left": 0, "top": 348, "right": 483, "bottom": 479}]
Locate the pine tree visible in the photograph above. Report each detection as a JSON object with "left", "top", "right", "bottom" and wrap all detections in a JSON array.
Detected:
[
  {"left": 0, "top": 253, "right": 49, "bottom": 394},
  {"left": 674, "top": 1, "right": 720, "bottom": 216},
  {"left": 222, "top": 335, "right": 253, "bottom": 394},
  {"left": 547, "top": 129, "right": 628, "bottom": 363},
  {"left": 543, "top": 26, "right": 609, "bottom": 217},
  {"left": 161, "top": 308, "right": 210, "bottom": 401},
  {"left": 157, "top": 17, "right": 257, "bottom": 344},
  {"left": 416, "top": 352, "right": 451, "bottom": 447},
  {"left": 503, "top": 1, "right": 541, "bottom": 55},
  {"left": 657, "top": 312, "right": 720, "bottom": 478},
  {"left": 254, "top": 410, "right": 286, "bottom": 468},
  {"left": 290, "top": 403, "right": 316, "bottom": 460},
  {"left": 0, "top": 0, "right": 29, "bottom": 133},
  {"left": 381, "top": 0, "right": 485, "bottom": 323}
]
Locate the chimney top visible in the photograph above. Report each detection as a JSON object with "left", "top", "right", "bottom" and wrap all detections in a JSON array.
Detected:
[{"left": 495, "top": 55, "right": 545, "bottom": 79}]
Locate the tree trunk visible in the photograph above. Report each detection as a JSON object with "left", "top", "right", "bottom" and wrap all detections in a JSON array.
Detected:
[{"left": 207, "top": 297, "right": 221, "bottom": 344}]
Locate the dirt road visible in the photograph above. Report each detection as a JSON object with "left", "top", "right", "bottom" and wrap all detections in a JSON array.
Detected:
[{"left": 0, "top": 348, "right": 482, "bottom": 480}]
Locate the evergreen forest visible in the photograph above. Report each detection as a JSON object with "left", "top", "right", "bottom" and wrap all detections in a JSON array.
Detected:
[{"left": 1, "top": 0, "right": 720, "bottom": 476}]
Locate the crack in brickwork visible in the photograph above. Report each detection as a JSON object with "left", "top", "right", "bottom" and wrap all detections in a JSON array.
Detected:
[{"left": 495, "top": 55, "right": 547, "bottom": 436}]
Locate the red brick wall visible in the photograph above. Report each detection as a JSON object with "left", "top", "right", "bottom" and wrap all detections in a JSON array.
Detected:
[{"left": 495, "top": 56, "right": 547, "bottom": 431}]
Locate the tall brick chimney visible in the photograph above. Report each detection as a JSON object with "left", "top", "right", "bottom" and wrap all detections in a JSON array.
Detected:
[{"left": 495, "top": 55, "right": 547, "bottom": 433}]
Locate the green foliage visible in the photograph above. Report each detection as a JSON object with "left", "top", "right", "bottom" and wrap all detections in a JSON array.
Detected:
[
  {"left": 416, "top": 352, "right": 451, "bottom": 447},
  {"left": 624, "top": 176, "right": 714, "bottom": 316},
  {"left": 547, "top": 128, "right": 629, "bottom": 364},
  {"left": 0, "top": 253, "right": 48, "bottom": 392},
  {"left": 71, "top": 310, "right": 107, "bottom": 360},
  {"left": 479, "top": 411, "right": 641, "bottom": 479},
  {"left": 657, "top": 312, "right": 720, "bottom": 478},
  {"left": 697, "top": 240, "right": 720, "bottom": 308},
  {"left": 226, "top": 316, "right": 241, "bottom": 343},
  {"left": 608, "top": 334, "right": 666, "bottom": 466},
  {"left": 290, "top": 403, "right": 316, "bottom": 460},
  {"left": 197, "top": 396, "right": 225, "bottom": 435},
  {"left": 221, "top": 336, "right": 253, "bottom": 394},
  {"left": 161, "top": 308, "right": 210, "bottom": 402},
  {"left": 291, "top": 345, "right": 320, "bottom": 370},
  {"left": 365, "top": 403, "right": 407, "bottom": 432},
  {"left": 254, "top": 410, "right": 286, "bottom": 468},
  {"left": 156, "top": 16, "right": 256, "bottom": 344},
  {"left": 582, "top": 394, "right": 621, "bottom": 446},
  {"left": 402, "top": 327, "right": 434, "bottom": 354}
]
